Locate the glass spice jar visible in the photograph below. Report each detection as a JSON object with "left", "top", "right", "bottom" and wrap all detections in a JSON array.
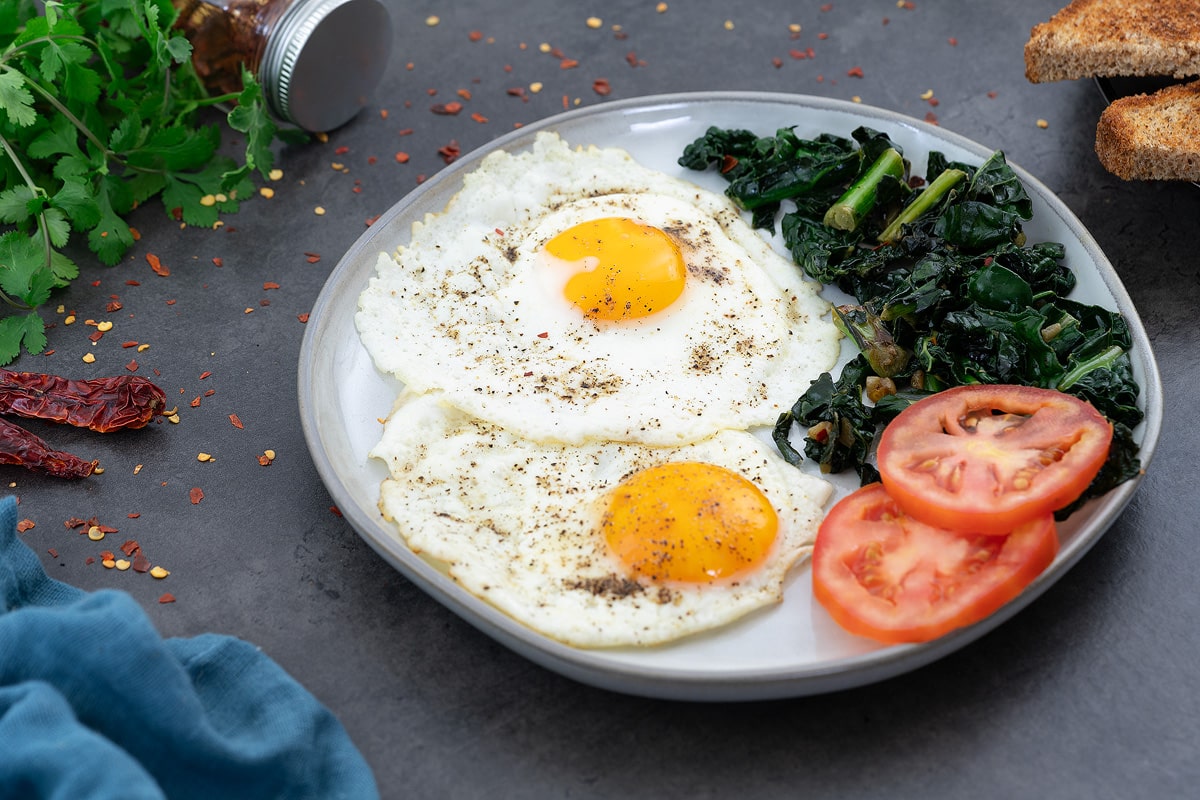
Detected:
[{"left": 171, "top": 0, "right": 393, "bottom": 132}]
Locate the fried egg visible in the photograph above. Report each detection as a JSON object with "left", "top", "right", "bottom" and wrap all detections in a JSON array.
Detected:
[
  {"left": 371, "top": 392, "right": 833, "bottom": 648},
  {"left": 356, "top": 131, "right": 840, "bottom": 446}
]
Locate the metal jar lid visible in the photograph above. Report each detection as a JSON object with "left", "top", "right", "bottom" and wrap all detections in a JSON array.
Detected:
[{"left": 260, "top": 0, "right": 393, "bottom": 132}]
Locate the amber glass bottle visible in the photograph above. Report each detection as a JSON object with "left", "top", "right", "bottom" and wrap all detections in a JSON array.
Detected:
[{"left": 172, "top": 0, "right": 392, "bottom": 132}]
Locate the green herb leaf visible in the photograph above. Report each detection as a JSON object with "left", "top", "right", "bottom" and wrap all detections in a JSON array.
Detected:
[{"left": 0, "top": 0, "right": 290, "bottom": 364}]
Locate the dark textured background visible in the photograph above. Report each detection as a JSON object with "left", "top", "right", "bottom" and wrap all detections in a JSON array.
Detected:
[{"left": 14, "top": 1, "right": 1198, "bottom": 797}]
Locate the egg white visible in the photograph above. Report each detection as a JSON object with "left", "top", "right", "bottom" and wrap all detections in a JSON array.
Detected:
[
  {"left": 371, "top": 391, "right": 833, "bottom": 648},
  {"left": 355, "top": 131, "right": 841, "bottom": 446}
]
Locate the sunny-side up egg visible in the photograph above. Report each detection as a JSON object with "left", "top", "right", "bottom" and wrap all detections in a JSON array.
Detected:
[
  {"left": 355, "top": 131, "right": 840, "bottom": 446},
  {"left": 371, "top": 391, "right": 834, "bottom": 648}
]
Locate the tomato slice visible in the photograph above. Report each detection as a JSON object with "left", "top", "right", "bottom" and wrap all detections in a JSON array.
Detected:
[
  {"left": 812, "top": 483, "right": 1059, "bottom": 644},
  {"left": 876, "top": 384, "right": 1112, "bottom": 536}
]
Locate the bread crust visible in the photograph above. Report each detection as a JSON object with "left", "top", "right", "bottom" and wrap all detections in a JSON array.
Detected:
[
  {"left": 1025, "top": 0, "right": 1200, "bottom": 82},
  {"left": 1095, "top": 78, "right": 1200, "bottom": 180}
]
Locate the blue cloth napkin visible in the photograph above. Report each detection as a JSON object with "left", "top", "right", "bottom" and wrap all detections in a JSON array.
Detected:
[{"left": 0, "top": 496, "right": 379, "bottom": 800}]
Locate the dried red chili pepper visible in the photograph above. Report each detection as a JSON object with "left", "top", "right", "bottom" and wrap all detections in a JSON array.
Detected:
[
  {"left": 0, "top": 369, "right": 167, "bottom": 432},
  {"left": 0, "top": 417, "right": 95, "bottom": 479}
]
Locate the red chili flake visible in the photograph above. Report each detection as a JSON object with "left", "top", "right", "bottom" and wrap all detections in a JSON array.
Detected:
[
  {"left": 330, "top": 505, "right": 343, "bottom": 518},
  {"left": 625, "top": 51, "right": 640, "bottom": 67},
  {"left": 506, "top": 87, "right": 528, "bottom": 101},
  {"left": 89, "top": 330, "right": 104, "bottom": 343},
  {"left": 987, "top": 90, "right": 998, "bottom": 99},
  {"left": 431, "top": 101, "right": 463, "bottom": 115},
  {"left": 847, "top": 66, "right": 864, "bottom": 78},
  {"left": 100, "top": 550, "right": 114, "bottom": 561},
  {"left": 789, "top": 49, "right": 806, "bottom": 60},
  {"left": 820, "top": 2, "right": 833, "bottom": 10},
  {"left": 263, "top": 281, "right": 280, "bottom": 290},
  {"left": 924, "top": 112, "right": 939, "bottom": 124},
  {"left": 928, "top": 97, "right": 940, "bottom": 107},
  {"left": 437, "top": 141, "right": 461, "bottom": 164},
  {"left": 983, "top": 256, "right": 995, "bottom": 267},
  {"left": 457, "top": 89, "right": 472, "bottom": 100},
  {"left": 166, "top": 299, "right": 176, "bottom": 306},
  {"left": 198, "top": 371, "right": 212, "bottom": 380},
  {"left": 304, "top": 252, "right": 321, "bottom": 262},
  {"left": 229, "top": 413, "right": 244, "bottom": 429},
  {"left": 85, "top": 556, "right": 95, "bottom": 565},
  {"left": 772, "top": 57, "right": 783, "bottom": 68},
  {"left": 297, "top": 313, "right": 310, "bottom": 323},
  {"left": 91, "top": 279, "right": 101, "bottom": 287},
  {"left": 127, "top": 513, "right": 140, "bottom": 519},
  {"left": 189, "top": 396, "right": 201, "bottom": 408},
  {"left": 204, "top": 389, "right": 215, "bottom": 397},
  {"left": 16, "top": 519, "right": 34, "bottom": 532},
  {"left": 189, "top": 487, "right": 204, "bottom": 505},
  {"left": 818, "top": 32, "right": 829, "bottom": 40},
  {"left": 468, "top": 30, "right": 483, "bottom": 41},
  {"left": 720, "top": 154, "right": 739, "bottom": 174},
  {"left": 130, "top": 227, "right": 141, "bottom": 241},
  {"left": 170, "top": 207, "right": 183, "bottom": 221},
  {"left": 65, "top": 517, "right": 87, "bottom": 529},
  {"left": 120, "top": 539, "right": 140, "bottom": 557},
  {"left": 158, "top": 593, "right": 176, "bottom": 604},
  {"left": 365, "top": 214, "right": 381, "bottom": 226},
  {"left": 398, "top": 128, "right": 413, "bottom": 136},
  {"left": 106, "top": 301, "right": 123, "bottom": 312},
  {"left": 132, "top": 552, "right": 152, "bottom": 573},
  {"left": 257, "top": 453, "right": 273, "bottom": 466},
  {"left": 126, "top": 280, "right": 140, "bottom": 286},
  {"left": 948, "top": 37, "right": 958, "bottom": 46},
  {"left": 121, "top": 341, "right": 138, "bottom": 348},
  {"left": 900, "top": 0, "right": 915, "bottom": 8},
  {"left": 395, "top": 151, "right": 410, "bottom": 163},
  {"left": 470, "top": 112, "right": 489, "bottom": 123},
  {"left": 807, "top": 47, "right": 816, "bottom": 58},
  {"left": 48, "top": 548, "right": 58, "bottom": 558},
  {"left": 560, "top": 58, "right": 579, "bottom": 69},
  {"left": 335, "top": 145, "right": 350, "bottom": 155},
  {"left": 43, "top": 349, "right": 54, "bottom": 356},
  {"left": 146, "top": 253, "right": 170, "bottom": 277},
  {"left": 426, "top": 88, "right": 437, "bottom": 96},
  {"left": 494, "top": 228, "right": 505, "bottom": 236},
  {"left": 592, "top": 78, "right": 612, "bottom": 95},
  {"left": 537, "top": 331, "right": 549, "bottom": 339},
  {"left": 367, "top": 156, "right": 377, "bottom": 165},
  {"left": 125, "top": 360, "right": 138, "bottom": 372}
]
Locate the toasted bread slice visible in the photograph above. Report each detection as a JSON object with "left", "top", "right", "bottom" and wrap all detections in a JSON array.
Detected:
[
  {"left": 1095, "top": 78, "right": 1200, "bottom": 180},
  {"left": 1025, "top": 0, "right": 1200, "bottom": 83}
]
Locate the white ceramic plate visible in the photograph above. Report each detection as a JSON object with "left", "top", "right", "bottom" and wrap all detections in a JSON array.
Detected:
[{"left": 298, "top": 92, "right": 1162, "bottom": 701}]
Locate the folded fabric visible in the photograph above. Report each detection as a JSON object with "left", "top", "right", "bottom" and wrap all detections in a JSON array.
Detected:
[{"left": 0, "top": 495, "right": 379, "bottom": 800}]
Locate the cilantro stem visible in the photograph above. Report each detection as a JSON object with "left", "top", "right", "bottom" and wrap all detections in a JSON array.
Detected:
[{"left": 0, "top": 134, "right": 40, "bottom": 310}]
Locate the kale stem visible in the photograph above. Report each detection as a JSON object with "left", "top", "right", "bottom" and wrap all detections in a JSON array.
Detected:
[
  {"left": 833, "top": 304, "right": 910, "bottom": 377},
  {"left": 1057, "top": 345, "right": 1125, "bottom": 391},
  {"left": 823, "top": 148, "right": 905, "bottom": 232},
  {"left": 878, "top": 167, "right": 967, "bottom": 243}
]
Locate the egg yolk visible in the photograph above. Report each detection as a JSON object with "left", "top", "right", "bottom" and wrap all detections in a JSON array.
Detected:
[
  {"left": 544, "top": 217, "right": 686, "bottom": 320},
  {"left": 601, "top": 462, "right": 779, "bottom": 584}
]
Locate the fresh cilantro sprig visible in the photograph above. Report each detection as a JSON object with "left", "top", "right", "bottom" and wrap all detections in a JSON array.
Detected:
[{"left": 0, "top": 0, "right": 286, "bottom": 364}]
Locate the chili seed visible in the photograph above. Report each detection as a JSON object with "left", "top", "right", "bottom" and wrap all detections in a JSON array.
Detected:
[
  {"left": 115, "top": 559, "right": 131, "bottom": 571},
  {"left": 150, "top": 566, "right": 170, "bottom": 579},
  {"left": 87, "top": 525, "right": 105, "bottom": 541}
]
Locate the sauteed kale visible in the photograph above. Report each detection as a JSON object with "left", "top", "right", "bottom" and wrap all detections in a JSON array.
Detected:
[{"left": 679, "top": 124, "right": 1143, "bottom": 509}]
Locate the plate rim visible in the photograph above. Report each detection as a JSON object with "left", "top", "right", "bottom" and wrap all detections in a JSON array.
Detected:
[{"left": 298, "top": 90, "right": 1163, "bottom": 701}]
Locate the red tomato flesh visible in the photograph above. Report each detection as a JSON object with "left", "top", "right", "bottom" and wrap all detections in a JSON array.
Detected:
[
  {"left": 812, "top": 483, "right": 1059, "bottom": 644},
  {"left": 877, "top": 384, "right": 1112, "bottom": 536}
]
